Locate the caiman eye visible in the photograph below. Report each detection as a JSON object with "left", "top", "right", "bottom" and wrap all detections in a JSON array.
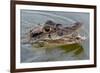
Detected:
[{"left": 43, "top": 26, "right": 51, "bottom": 32}]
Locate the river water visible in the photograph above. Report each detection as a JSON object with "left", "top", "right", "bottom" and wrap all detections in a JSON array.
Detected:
[{"left": 20, "top": 10, "right": 90, "bottom": 63}]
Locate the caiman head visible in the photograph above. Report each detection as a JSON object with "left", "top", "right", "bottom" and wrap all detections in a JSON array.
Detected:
[{"left": 28, "top": 20, "right": 84, "bottom": 43}]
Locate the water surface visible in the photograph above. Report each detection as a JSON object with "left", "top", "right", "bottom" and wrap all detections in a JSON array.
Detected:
[{"left": 20, "top": 10, "right": 90, "bottom": 63}]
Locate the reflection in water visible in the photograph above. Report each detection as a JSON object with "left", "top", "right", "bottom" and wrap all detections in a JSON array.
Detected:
[{"left": 20, "top": 10, "right": 89, "bottom": 63}]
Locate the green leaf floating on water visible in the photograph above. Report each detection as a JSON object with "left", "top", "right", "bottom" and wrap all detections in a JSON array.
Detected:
[
  {"left": 74, "top": 46, "right": 84, "bottom": 55},
  {"left": 58, "top": 43, "right": 84, "bottom": 55},
  {"left": 32, "top": 41, "right": 84, "bottom": 56}
]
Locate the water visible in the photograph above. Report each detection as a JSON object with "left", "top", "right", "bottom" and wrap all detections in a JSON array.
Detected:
[{"left": 20, "top": 10, "right": 90, "bottom": 63}]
